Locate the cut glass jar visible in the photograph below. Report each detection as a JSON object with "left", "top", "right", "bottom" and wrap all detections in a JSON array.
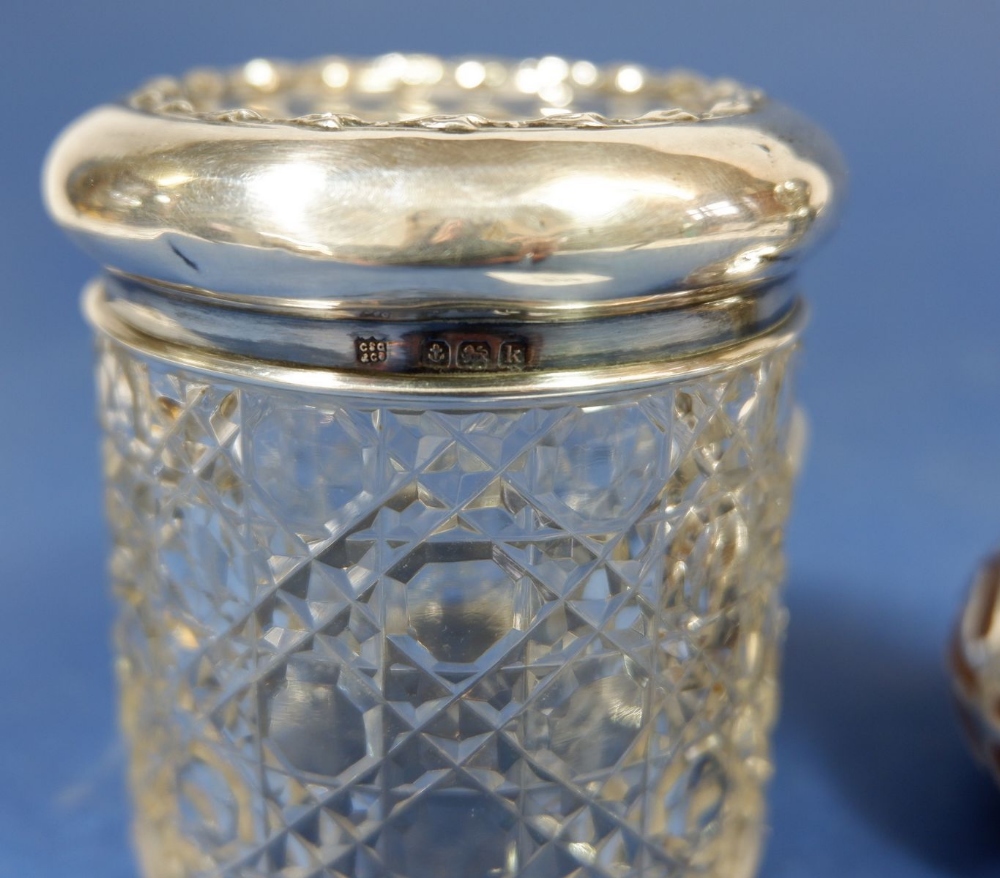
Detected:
[{"left": 45, "top": 54, "right": 843, "bottom": 878}]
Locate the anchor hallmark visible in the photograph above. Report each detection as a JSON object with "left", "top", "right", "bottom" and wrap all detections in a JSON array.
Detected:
[{"left": 420, "top": 336, "right": 531, "bottom": 372}]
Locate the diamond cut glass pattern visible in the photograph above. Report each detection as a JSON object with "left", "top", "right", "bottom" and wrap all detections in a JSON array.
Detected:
[{"left": 98, "top": 337, "right": 797, "bottom": 878}]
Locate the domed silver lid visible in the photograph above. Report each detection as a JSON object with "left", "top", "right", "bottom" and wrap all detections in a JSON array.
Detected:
[{"left": 44, "top": 54, "right": 843, "bottom": 311}]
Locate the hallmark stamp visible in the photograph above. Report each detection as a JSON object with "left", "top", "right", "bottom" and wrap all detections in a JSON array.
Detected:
[
  {"left": 355, "top": 337, "right": 388, "bottom": 366},
  {"left": 423, "top": 339, "right": 451, "bottom": 368},
  {"left": 457, "top": 341, "right": 492, "bottom": 371},
  {"left": 417, "top": 335, "right": 532, "bottom": 372},
  {"left": 498, "top": 341, "right": 528, "bottom": 370}
]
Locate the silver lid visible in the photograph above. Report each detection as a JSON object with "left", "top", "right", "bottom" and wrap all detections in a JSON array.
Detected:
[{"left": 44, "top": 54, "right": 843, "bottom": 311}]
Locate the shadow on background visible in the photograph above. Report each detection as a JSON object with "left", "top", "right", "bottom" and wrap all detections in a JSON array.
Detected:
[{"left": 780, "top": 583, "right": 1000, "bottom": 874}]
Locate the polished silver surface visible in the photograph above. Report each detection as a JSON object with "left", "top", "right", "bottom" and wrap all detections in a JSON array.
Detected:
[
  {"left": 96, "top": 272, "right": 798, "bottom": 376},
  {"left": 44, "top": 55, "right": 844, "bottom": 306},
  {"left": 84, "top": 278, "right": 805, "bottom": 399}
]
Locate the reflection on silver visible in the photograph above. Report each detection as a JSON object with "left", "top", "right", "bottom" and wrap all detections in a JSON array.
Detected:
[
  {"left": 44, "top": 55, "right": 843, "bottom": 304},
  {"left": 93, "top": 272, "right": 800, "bottom": 381}
]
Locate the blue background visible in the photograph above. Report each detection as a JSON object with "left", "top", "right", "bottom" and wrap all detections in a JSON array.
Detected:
[{"left": 2, "top": 2, "right": 999, "bottom": 875}]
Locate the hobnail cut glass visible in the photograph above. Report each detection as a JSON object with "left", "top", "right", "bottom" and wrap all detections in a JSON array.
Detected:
[{"left": 98, "top": 336, "right": 796, "bottom": 878}]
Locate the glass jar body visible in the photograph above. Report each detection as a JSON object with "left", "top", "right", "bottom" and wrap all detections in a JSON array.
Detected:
[{"left": 97, "top": 331, "right": 797, "bottom": 878}]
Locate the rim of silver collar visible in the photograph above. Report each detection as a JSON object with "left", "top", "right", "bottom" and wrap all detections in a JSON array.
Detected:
[
  {"left": 96, "top": 272, "right": 799, "bottom": 376},
  {"left": 44, "top": 54, "right": 844, "bottom": 307},
  {"left": 85, "top": 279, "right": 805, "bottom": 399}
]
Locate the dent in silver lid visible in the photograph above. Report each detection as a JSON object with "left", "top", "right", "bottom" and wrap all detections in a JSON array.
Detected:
[{"left": 44, "top": 54, "right": 844, "bottom": 308}]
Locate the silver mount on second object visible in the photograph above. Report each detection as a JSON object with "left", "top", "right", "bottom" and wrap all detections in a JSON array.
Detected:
[{"left": 952, "top": 555, "right": 1000, "bottom": 787}]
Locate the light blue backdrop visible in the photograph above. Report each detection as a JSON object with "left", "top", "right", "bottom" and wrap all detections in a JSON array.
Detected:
[{"left": 2, "top": 2, "right": 999, "bottom": 876}]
